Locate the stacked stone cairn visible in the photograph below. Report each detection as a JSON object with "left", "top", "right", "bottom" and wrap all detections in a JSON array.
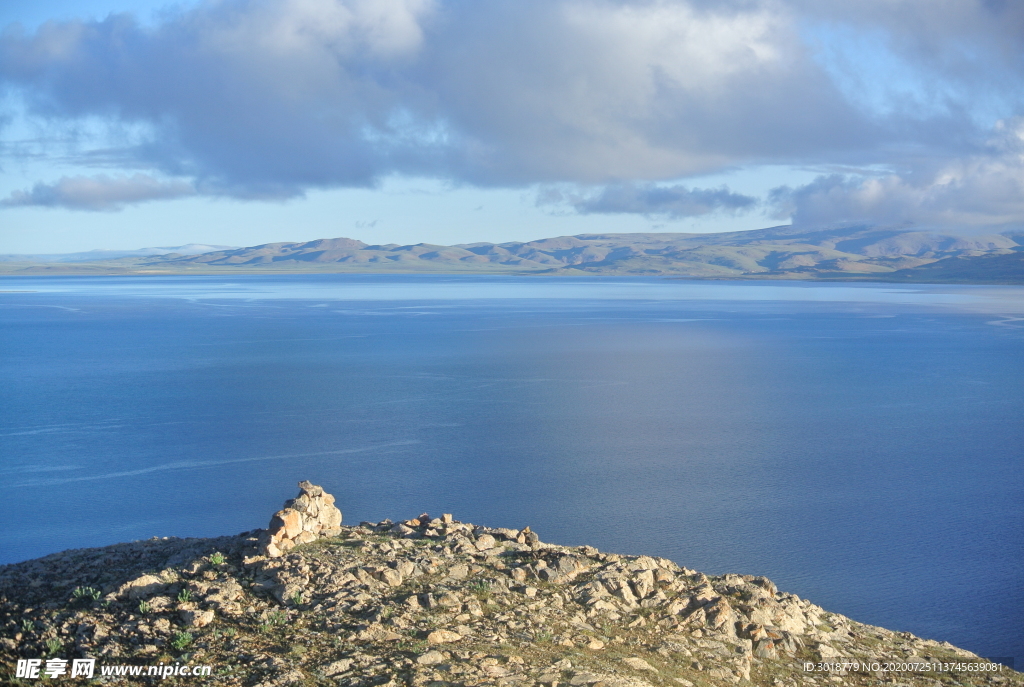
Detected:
[{"left": 261, "top": 480, "right": 343, "bottom": 557}]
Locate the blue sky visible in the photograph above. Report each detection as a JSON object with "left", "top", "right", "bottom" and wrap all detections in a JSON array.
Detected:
[{"left": 2, "top": 0, "right": 1022, "bottom": 253}]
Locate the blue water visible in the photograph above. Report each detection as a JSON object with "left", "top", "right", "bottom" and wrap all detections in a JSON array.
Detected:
[{"left": 1, "top": 274, "right": 1022, "bottom": 662}]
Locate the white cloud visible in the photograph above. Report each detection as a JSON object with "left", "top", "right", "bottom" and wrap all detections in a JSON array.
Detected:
[
  {"left": 539, "top": 182, "right": 757, "bottom": 218},
  {"left": 1, "top": 173, "right": 196, "bottom": 211},
  {"left": 196, "top": 0, "right": 433, "bottom": 59},
  {"left": 772, "top": 118, "right": 1024, "bottom": 229},
  {"left": 0, "top": 0, "right": 1021, "bottom": 226}
]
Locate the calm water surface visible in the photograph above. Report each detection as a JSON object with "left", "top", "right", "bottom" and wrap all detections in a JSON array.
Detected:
[{"left": 1, "top": 274, "right": 1022, "bottom": 661}]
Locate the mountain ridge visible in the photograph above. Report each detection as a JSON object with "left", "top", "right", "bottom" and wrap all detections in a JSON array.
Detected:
[{"left": 2, "top": 225, "right": 1022, "bottom": 283}]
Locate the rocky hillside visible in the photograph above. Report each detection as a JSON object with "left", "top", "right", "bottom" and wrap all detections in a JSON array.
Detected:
[{"left": 0, "top": 483, "right": 1018, "bottom": 687}]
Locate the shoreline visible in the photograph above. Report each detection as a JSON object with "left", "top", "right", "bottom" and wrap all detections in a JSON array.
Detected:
[{"left": 2, "top": 266, "right": 1024, "bottom": 286}]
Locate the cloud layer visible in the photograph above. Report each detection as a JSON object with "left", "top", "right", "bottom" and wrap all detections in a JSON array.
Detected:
[
  {"left": 1, "top": 0, "right": 1022, "bottom": 226},
  {"left": 0, "top": 174, "right": 195, "bottom": 211},
  {"left": 540, "top": 183, "right": 757, "bottom": 218},
  {"left": 772, "top": 117, "right": 1024, "bottom": 229}
]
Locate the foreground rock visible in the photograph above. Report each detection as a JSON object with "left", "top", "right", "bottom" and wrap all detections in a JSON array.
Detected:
[{"left": 0, "top": 483, "right": 1018, "bottom": 687}]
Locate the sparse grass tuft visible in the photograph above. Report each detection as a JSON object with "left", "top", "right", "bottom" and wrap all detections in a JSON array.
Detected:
[
  {"left": 209, "top": 552, "right": 226, "bottom": 566},
  {"left": 470, "top": 578, "right": 493, "bottom": 601},
  {"left": 177, "top": 588, "right": 193, "bottom": 603},
  {"left": 170, "top": 631, "right": 193, "bottom": 651},
  {"left": 72, "top": 586, "right": 101, "bottom": 602}
]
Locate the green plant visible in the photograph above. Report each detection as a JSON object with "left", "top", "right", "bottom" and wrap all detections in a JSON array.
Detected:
[
  {"left": 209, "top": 552, "right": 226, "bottom": 566},
  {"left": 45, "top": 638, "right": 63, "bottom": 655},
  {"left": 170, "top": 631, "right": 193, "bottom": 651},
  {"left": 267, "top": 610, "right": 288, "bottom": 626},
  {"left": 397, "top": 638, "right": 428, "bottom": 654},
  {"left": 21, "top": 619, "right": 34, "bottom": 633},
  {"left": 290, "top": 590, "right": 303, "bottom": 606},
  {"left": 177, "top": 589, "right": 192, "bottom": 603},
  {"left": 138, "top": 600, "right": 151, "bottom": 615},
  {"left": 470, "top": 579, "right": 491, "bottom": 595},
  {"left": 72, "top": 586, "right": 101, "bottom": 602}
]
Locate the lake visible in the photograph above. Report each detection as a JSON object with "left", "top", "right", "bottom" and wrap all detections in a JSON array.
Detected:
[{"left": 1, "top": 274, "right": 1022, "bottom": 662}]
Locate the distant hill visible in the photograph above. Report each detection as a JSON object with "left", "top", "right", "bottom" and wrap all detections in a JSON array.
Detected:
[
  {"left": 0, "top": 244, "right": 237, "bottom": 263},
  {"left": 2, "top": 226, "right": 1022, "bottom": 283},
  {"left": 885, "top": 250, "right": 1024, "bottom": 283}
]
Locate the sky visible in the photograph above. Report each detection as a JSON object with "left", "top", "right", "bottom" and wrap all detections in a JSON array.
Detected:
[{"left": 1, "top": 0, "right": 1023, "bottom": 253}]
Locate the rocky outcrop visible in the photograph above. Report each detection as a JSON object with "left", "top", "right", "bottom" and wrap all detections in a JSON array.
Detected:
[
  {"left": 260, "top": 480, "right": 342, "bottom": 558},
  {"left": 0, "top": 483, "right": 1018, "bottom": 687}
]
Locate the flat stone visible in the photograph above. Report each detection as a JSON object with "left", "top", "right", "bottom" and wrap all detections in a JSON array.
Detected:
[
  {"left": 427, "top": 629, "right": 462, "bottom": 644},
  {"left": 753, "top": 638, "right": 777, "bottom": 659},
  {"left": 179, "top": 609, "right": 215, "bottom": 628},
  {"left": 121, "top": 574, "right": 166, "bottom": 600},
  {"left": 293, "top": 530, "right": 317, "bottom": 545},
  {"left": 322, "top": 658, "right": 353, "bottom": 676},
  {"left": 417, "top": 650, "right": 446, "bottom": 665},
  {"left": 378, "top": 568, "right": 404, "bottom": 587},
  {"left": 297, "top": 480, "right": 323, "bottom": 497},
  {"left": 356, "top": 624, "right": 402, "bottom": 642},
  {"left": 622, "top": 657, "right": 658, "bottom": 673},
  {"left": 277, "top": 509, "right": 303, "bottom": 539}
]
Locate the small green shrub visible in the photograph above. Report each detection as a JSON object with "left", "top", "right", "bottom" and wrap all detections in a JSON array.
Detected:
[
  {"left": 267, "top": 610, "right": 288, "bottom": 626},
  {"left": 138, "top": 600, "right": 151, "bottom": 615},
  {"left": 177, "top": 589, "right": 192, "bottom": 603},
  {"left": 170, "top": 631, "right": 193, "bottom": 651},
  {"left": 397, "top": 638, "right": 428, "bottom": 653},
  {"left": 72, "top": 586, "right": 101, "bottom": 602},
  {"left": 290, "top": 590, "right": 303, "bottom": 606},
  {"left": 21, "top": 619, "right": 34, "bottom": 633},
  {"left": 45, "top": 638, "right": 63, "bottom": 655},
  {"left": 209, "top": 552, "right": 226, "bottom": 566}
]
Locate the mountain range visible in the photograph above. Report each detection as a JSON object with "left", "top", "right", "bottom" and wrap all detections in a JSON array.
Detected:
[{"left": 3, "top": 225, "right": 1022, "bottom": 283}]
